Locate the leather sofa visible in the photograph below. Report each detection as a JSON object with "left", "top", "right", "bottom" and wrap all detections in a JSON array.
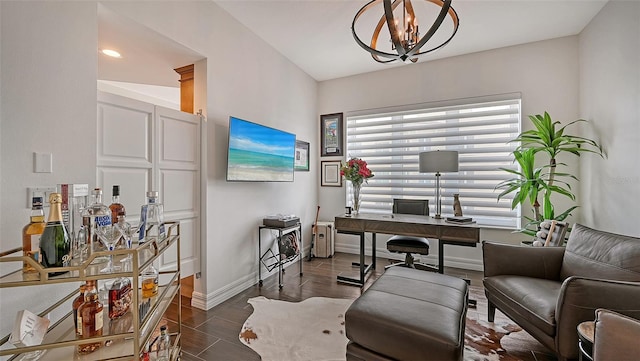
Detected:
[
  {"left": 593, "top": 309, "right": 640, "bottom": 361},
  {"left": 482, "top": 223, "right": 640, "bottom": 361}
]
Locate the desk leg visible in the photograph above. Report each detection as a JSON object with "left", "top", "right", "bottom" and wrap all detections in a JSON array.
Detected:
[
  {"left": 372, "top": 233, "right": 376, "bottom": 269},
  {"left": 337, "top": 231, "right": 372, "bottom": 287},
  {"left": 438, "top": 240, "right": 444, "bottom": 274}
]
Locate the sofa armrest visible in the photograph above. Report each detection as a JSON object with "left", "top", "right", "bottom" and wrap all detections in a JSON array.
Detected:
[
  {"left": 555, "top": 277, "right": 640, "bottom": 359},
  {"left": 594, "top": 309, "right": 640, "bottom": 361},
  {"left": 482, "top": 241, "right": 565, "bottom": 279}
]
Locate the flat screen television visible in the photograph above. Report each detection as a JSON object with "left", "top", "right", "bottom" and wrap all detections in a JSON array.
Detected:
[{"left": 226, "top": 116, "right": 296, "bottom": 182}]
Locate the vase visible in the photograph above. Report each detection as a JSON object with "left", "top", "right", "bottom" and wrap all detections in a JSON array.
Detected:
[{"left": 351, "top": 182, "right": 362, "bottom": 214}]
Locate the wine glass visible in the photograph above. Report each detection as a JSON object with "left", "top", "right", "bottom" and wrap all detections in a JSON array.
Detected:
[
  {"left": 95, "top": 224, "right": 122, "bottom": 273},
  {"left": 117, "top": 216, "right": 137, "bottom": 265}
]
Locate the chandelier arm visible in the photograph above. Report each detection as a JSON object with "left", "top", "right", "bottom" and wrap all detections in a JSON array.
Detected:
[
  {"left": 405, "top": 0, "right": 452, "bottom": 58},
  {"left": 384, "top": 0, "right": 407, "bottom": 57},
  {"left": 352, "top": 0, "right": 406, "bottom": 62},
  {"left": 411, "top": 1, "right": 459, "bottom": 56}
]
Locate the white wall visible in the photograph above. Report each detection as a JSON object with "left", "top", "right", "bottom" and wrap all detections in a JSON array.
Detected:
[
  {"left": 318, "top": 36, "right": 581, "bottom": 269},
  {"left": 1, "top": 2, "right": 317, "bottom": 335},
  {"left": 73, "top": 1, "right": 319, "bottom": 309},
  {"left": 0, "top": 1, "right": 98, "bottom": 338},
  {"left": 578, "top": 1, "right": 640, "bottom": 237}
]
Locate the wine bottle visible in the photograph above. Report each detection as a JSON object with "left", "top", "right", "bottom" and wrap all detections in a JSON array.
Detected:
[
  {"left": 22, "top": 196, "right": 46, "bottom": 273},
  {"left": 141, "top": 264, "right": 158, "bottom": 298},
  {"left": 73, "top": 283, "right": 87, "bottom": 336},
  {"left": 156, "top": 325, "right": 170, "bottom": 361},
  {"left": 139, "top": 191, "right": 165, "bottom": 244},
  {"left": 77, "top": 280, "right": 103, "bottom": 354},
  {"left": 39, "top": 193, "right": 71, "bottom": 275},
  {"left": 109, "top": 185, "right": 126, "bottom": 225}
]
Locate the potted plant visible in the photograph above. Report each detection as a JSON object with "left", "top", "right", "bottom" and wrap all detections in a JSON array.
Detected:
[{"left": 496, "top": 112, "right": 604, "bottom": 238}]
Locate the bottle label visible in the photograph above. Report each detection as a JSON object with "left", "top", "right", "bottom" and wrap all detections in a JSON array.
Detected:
[
  {"left": 138, "top": 205, "right": 148, "bottom": 241},
  {"left": 95, "top": 309, "right": 104, "bottom": 331},
  {"left": 28, "top": 235, "right": 40, "bottom": 263},
  {"left": 95, "top": 215, "right": 112, "bottom": 227},
  {"left": 77, "top": 316, "right": 82, "bottom": 335}
]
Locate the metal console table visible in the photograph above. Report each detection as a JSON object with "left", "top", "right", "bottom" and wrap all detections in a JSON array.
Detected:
[{"left": 258, "top": 223, "right": 303, "bottom": 289}]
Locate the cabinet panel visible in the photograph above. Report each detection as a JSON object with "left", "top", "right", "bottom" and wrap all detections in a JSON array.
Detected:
[
  {"left": 97, "top": 95, "right": 153, "bottom": 165},
  {"left": 97, "top": 167, "right": 149, "bottom": 215},
  {"left": 161, "top": 170, "right": 196, "bottom": 214},
  {"left": 159, "top": 113, "right": 198, "bottom": 164}
]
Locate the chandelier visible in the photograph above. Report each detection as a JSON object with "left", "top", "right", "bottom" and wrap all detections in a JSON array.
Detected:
[{"left": 352, "top": 0, "right": 460, "bottom": 63}]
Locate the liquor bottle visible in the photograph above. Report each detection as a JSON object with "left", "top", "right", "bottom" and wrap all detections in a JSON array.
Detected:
[
  {"left": 22, "top": 196, "right": 46, "bottom": 273},
  {"left": 84, "top": 188, "right": 112, "bottom": 251},
  {"left": 73, "top": 283, "right": 87, "bottom": 336},
  {"left": 39, "top": 193, "right": 71, "bottom": 275},
  {"left": 156, "top": 325, "right": 170, "bottom": 361},
  {"left": 138, "top": 191, "right": 165, "bottom": 244},
  {"left": 141, "top": 264, "right": 159, "bottom": 298},
  {"left": 108, "top": 276, "right": 132, "bottom": 319},
  {"left": 77, "top": 280, "right": 103, "bottom": 354},
  {"left": 109, "top": 185, "right": 126, "bottom": 225}
]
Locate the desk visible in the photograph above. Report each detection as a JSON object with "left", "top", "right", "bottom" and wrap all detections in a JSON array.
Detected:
[{"left": 334, "top": 213, "right": 480, "bottom": 286}]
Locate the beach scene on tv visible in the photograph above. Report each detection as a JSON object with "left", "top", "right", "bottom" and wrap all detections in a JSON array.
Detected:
[{"left": 227, "top": 117, "right": 296, "bottom": 182}]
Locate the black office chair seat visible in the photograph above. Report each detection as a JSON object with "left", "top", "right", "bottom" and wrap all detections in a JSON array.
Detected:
[{"left": 385, "top": 199, "right": 438, "bottom": 272}]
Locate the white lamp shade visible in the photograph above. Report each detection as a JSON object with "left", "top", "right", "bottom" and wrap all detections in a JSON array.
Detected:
[{"left": 419, "top": 151, "right": 459, "bottom": 173}]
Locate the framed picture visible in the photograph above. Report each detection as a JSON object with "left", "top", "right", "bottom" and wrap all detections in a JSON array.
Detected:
[
  {"left": 294, "top": 140, "right": 310, "bottom": 172},
  {"left": 320, "top": 113, "right": 343, "bottom": 157},
  {"left": 321, "top": 161, "right": 342, "bottom": 187}
]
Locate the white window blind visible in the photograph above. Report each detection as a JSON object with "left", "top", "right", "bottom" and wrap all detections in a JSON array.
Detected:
[{"left": 345, "top": 95, "right": 521, "bottom": 228}]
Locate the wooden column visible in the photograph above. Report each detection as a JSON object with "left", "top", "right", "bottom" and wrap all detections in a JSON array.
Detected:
[{"left": 174, "top": 64, "right": 194, "bottom": 114}]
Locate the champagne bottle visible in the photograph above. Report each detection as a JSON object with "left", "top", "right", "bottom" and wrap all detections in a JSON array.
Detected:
[
  {"left": 22, "top": 196, "right": 45, "bottom": 273},
  {"left": 39, "top": 193, "right": 71, "bottom": 275}
]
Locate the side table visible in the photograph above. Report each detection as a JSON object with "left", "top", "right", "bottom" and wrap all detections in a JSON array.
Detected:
[
  {"left": 577, "top": 321, "right": 595, "bottom": 361},
  {"left": 258, "top": 223, "right": 303, "bottom": 289}
]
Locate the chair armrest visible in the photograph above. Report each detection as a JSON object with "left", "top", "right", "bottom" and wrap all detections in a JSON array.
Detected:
[
  {"left": 594, "top": 309, "right": 640, "bottom": 361},
  {"left": 482, "top": 241, "right": 565, "bottom": 279},
  {"left": 555, "top": 277, "right": 640, "bottom": 358}
]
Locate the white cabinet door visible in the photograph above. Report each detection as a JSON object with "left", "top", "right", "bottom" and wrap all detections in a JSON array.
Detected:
[{"left": 97, "top": 91, "right": 201, "bottom": 278}]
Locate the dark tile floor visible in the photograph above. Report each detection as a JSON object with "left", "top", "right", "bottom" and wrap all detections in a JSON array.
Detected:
[{"left": 164, "top": 252, "right": 556, "bottom": 361}]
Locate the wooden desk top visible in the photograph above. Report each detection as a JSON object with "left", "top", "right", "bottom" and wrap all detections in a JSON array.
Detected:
[{"left": 334, "top": 213, "right": 479, "bottom": 244}]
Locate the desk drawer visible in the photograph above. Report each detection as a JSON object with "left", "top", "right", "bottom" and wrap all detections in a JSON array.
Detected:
[{"left": 440, "top": 226, "right": 479, "bottom": 243}]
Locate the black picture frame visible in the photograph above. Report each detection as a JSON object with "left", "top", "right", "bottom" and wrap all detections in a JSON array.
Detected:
[
  {"left": 321, "top": 161, "right": 342, "bottom": 187},
  {"left": 294, "top": 140, "right": 310, "bottom": 172},
  {"left": 320, "top": 113, "right": 343, "bottom": 157}
]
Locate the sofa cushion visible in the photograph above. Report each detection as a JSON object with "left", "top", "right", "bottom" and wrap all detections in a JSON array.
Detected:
[
  {"left": 560, "top": 224, "right": 640, "bottom": 281},
  {"left": 484, "top": 275, "right": 561, "bottom": 336}
]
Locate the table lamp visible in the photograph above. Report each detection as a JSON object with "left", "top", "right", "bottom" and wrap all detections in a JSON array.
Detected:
[{"left": 419, "top": 150, "right": 459, "bottom": 219}]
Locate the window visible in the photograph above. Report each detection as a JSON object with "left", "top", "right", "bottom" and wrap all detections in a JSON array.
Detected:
[{"left": 345, "top": 94, "right": 521, "bottom": 228}]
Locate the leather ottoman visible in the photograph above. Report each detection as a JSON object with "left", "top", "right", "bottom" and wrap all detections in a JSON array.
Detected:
[{"left": 345, "top": 267, "right": 469, "bottom": 361}]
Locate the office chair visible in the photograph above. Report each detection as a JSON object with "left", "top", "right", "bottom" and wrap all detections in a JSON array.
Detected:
[{"left": 385, "top": 199, "right": 438, "bottom": 271}]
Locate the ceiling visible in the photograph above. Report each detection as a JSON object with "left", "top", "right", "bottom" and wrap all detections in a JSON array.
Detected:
[{"left": 98, "top": 1, "right": 608, "bottom": 86}]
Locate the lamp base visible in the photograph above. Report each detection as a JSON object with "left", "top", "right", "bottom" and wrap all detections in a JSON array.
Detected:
[{"left": 433, "top": 214, "right": 442, "bottom": 219}]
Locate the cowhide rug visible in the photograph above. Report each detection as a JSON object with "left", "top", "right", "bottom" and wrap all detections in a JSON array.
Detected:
[{"left": 239, "top": 296, "right": 551, "bottom": 361}]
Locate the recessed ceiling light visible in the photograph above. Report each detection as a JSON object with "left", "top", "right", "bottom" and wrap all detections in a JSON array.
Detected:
[{"left": 100, "top": 49, "right": 122, "bottom": 58}]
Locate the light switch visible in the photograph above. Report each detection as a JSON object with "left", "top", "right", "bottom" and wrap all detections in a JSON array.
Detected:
[{"left": 34, "top": 152, "right": 53, "bottom": 173}]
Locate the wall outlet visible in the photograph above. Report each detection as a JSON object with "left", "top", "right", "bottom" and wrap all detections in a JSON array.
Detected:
[{"left": 27, "top": 187, "right": 57, "bottom": 208}]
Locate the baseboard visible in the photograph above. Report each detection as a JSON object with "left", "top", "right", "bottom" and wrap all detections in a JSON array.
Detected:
[
  {"left": 334, "top": 243, "right": 483, "bottom": 272},
  {"left": 190, "top": 251, "right": 308, "bottom": 311}
]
